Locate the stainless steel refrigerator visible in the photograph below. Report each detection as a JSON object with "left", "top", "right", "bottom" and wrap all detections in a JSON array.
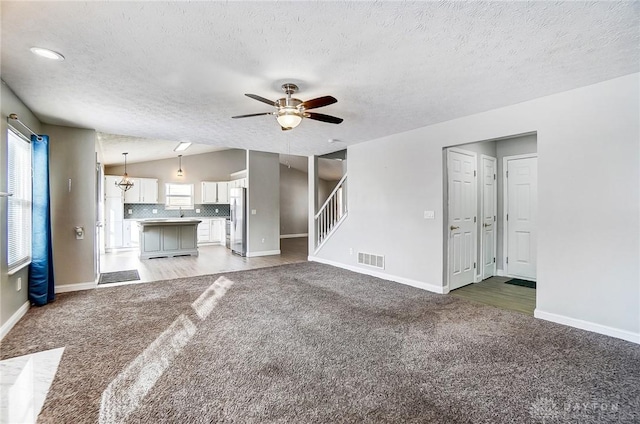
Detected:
[{"left": 230, "top": 187, "right": 247, "bottom": 256}]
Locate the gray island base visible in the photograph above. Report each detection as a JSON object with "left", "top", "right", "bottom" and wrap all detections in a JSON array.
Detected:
[{"left": 138, "top": 219, "right": 201, "bottom": 259}]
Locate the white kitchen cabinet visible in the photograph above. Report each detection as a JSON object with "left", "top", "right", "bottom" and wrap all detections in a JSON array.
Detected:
[
  {"left": 230, "top": 178, "right": 247, "bottom": 189},
  {"left": 124, "top": 178, "right": 158, "bottom": 204},
  {"left": 123, "top": 220, "right": 140, "bottom": 248},
  {"left": 201, "top": 181, "right": 230, "bottom": 204},
  {"left": 105, "top": 220, "right": 123, "bottom": 249},
  {"left": 197, "top": 219, "right": 211, "bottom": 243},
  {"left": 197, "top": 218, "right": 225, "bottom": 245},
  {"left": 105, "top": 175, "right": 124, "bottom": 198},
  {"left": 210, "top": 219, "right": 224, "bottom": 243},
  {"left": 217, "top": 181, "right": 229, "bottom": 203}
]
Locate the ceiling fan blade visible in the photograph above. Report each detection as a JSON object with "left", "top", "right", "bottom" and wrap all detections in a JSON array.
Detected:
[
  {"left": 300, "top": 95, "right": 337, "bottom": 110},
  {"left": 231, "top": 112, "right": 272, "bottom": 119},
  {"left": 245, "top": 94, "right": 276, "bottom": 106},
  {"left": 306, "top": 112, "right": 343, "bottom": 124}
]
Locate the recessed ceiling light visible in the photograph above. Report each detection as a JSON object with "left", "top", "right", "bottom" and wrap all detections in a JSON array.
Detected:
[
  {"left": 30, "top": 47, "right": 65, "bottom": 61},
  {"left": 174, "top": 141, "right": 192, "bottom": 152}
]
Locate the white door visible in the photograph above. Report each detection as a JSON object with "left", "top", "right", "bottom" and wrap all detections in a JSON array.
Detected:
[
  {"left": 447, "top": 148, "right": 477, "bottom": 290},
  {"left": 481, "top": 155, "right": 497, "bottom": 279},
  {"left": 505, "top": 156, "right": 537, "bottom": 280}
]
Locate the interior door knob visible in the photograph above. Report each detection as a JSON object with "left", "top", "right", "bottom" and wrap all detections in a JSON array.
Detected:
[{"left": 450, "top": 225, "right": 459, "bottom": 230}]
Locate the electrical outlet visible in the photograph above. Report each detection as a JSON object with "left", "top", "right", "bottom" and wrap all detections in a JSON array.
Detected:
[
  {"left": 424, "top": 210, "right": 435, "bottom": 219},
  {"left": 152, "top": 209, "right": 158, "bottom": 214},
  {"left": 251, "top": 209, "right": 257, "bottom": 215},
  {"left": 16, "top": 277, "right": 21, "bottom": 291},
  {"left": 196, "top": 209, "right": 201, "bottom": 213},
  {"left": 261, "top": 238, "right": 265, "bottom": 243},
  {"left": 128, "top": 209, "right": 133, "bottom": 215},
  {"left": 349, "top": 248, "right": 353, "bottom": 255},
  {"left": 215, "top": 208, "right": 219, "bottom": 213}
]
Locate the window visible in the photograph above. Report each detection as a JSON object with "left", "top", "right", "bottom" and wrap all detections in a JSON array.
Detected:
[
  {"left": 165, "top": 183, "right": 194, "bottom": 209},
  {"left": 7, "top": 130, "right": 32, "bottom": 271}
]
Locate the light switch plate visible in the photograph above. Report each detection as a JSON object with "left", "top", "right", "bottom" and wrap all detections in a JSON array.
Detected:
[
  {"left": 424, "top": 210, "right": 435, "bottom": 219},
  {"left": 196, "top": 209, "right": 201, "bottom": 213}
]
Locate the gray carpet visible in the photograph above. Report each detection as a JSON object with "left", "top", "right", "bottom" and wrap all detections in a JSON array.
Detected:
[
  {"left": 98, "top": 269, "right": 140, "bottom": 284},
  {"left": 1, "top": 262, "right": 638, "bottom": 423}
]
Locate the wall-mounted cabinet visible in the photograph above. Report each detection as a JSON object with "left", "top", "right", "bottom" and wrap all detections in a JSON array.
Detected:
[
  {"left": 229, "top": 178, "right": 247, "bottom": 189},
  {"left": 124, "top": 177, "right": 158, "bottom": 204},
  {"left": 201, "top": 181, "right": 230, "bottom": 204},
  {"left": 229, "top": 170, "right": 248, "bottom": 190}
]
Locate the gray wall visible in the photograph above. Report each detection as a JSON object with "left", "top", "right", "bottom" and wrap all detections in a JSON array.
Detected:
[
  {"left": 280, "top": 163, "right": 341, "bottom": 236},
  {"left": 280, "top": 165, "right": 309, "bottom": 236},
  {"left": 314, "top": 73, "right": 639, "bottom": 339},
  {"left": 247, "top": 151, "right": 280, "bottom": 255},
  {"left": 1, "top": 82, "right": 41, "bottom": 329},
  {"left": 44, "top": 124, "right": 97, "bottom": 286},
  {"left": 105, "top": 149, "right": 246, "bottom": 204}
]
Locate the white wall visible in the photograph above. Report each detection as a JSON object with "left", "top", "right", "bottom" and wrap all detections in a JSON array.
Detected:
[
  {"left": 313, "top": 73, "right": 640, "bottom": 342},
  {"left": 1, "top": 82, "right": 41, "bottom": 331}
]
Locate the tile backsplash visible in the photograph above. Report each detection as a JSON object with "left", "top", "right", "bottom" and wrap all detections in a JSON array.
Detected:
[{"left": 124, "top": 203, "right": 230, "bottom": 219}]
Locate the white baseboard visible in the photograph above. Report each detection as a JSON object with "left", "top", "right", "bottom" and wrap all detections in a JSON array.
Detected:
[
  {"left": 496, "top": 268, "right": 506, "bottom": 276},
  {"left": 55, "top": 281, "right": 97, "bottom": 293},
  {"left": 280, "top": 233, "right": 308, "bottom": 239},
  {"left": 534, "top": 309, "right": 640, "bottom": 344},
  {"left": 246, "top": 250, "right": 281, "bottom": 258},
  {"left": 1, "top": 301, "right": 29, "bottom": 341},
  {"left": 308, "top": 256, "right": 446, "bottom": 294}
]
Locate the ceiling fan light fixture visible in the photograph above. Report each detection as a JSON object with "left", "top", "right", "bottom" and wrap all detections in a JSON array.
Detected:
[{"left": 276, "top": 110, "right": 302, "bottom": 129}]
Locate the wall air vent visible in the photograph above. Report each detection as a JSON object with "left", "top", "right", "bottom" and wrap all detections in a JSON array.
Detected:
[{"left": 357, "top": 252, "right": 385, "bottom": 269}]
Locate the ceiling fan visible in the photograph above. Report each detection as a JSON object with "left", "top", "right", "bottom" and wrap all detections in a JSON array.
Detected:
[{"left": 232, "top": 83, "right": 343, "bottom": 131}]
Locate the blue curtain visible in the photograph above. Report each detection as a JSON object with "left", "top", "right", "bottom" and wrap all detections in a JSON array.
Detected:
[{"left": 29, "top": 134, "right": 55, "bottom": 306}]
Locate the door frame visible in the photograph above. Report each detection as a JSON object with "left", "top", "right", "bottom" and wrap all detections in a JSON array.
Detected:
[
  {"left": 502, "top": 153, "right": 538, "bottom": 279},
  {"left": 445, "top": 147, "right": 478, "bottom": 292},
  {"left": 480, "top": 154, "right": 497, "bottom": 280}
]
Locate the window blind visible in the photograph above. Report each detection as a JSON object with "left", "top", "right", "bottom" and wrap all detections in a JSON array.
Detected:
[{"left": 7, "top": 129, "right": 32, "bottom": 270}]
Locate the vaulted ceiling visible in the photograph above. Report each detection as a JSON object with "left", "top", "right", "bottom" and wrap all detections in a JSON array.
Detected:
[{"left": 2, "top": 1, "right": 638, "bottom": 162}]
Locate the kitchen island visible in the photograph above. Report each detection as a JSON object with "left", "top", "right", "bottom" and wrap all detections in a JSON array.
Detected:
[{"left": 138, "top": 219, "right": 201, "bottom": 259}]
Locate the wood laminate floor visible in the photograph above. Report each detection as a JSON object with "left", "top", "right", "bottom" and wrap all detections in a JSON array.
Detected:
[
  {"left": 99, "top": 237, "right": 308, "bottom": 285},
  {"left": 449, "top": 276, "right": 536, "bottom": 315}
]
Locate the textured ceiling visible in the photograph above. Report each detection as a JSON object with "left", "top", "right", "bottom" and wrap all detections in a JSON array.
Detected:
[{"left": 1, "top": 1, "right": 638, "bottom": 158}]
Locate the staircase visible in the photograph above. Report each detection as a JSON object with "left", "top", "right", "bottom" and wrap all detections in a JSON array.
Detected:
[{"left": 314, "top": 174, "right": 347, "bottom": 252}]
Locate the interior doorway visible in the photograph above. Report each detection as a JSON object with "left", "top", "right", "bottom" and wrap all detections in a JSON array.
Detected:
[{"left": 443, "top": 133, "right": 538, "bottom": 313}]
